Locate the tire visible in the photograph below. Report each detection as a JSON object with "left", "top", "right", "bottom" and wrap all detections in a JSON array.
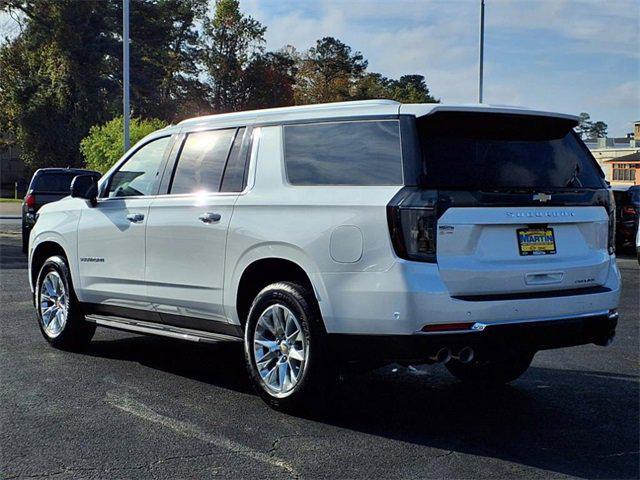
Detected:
[
  {"left": 34, "top": 255, "right": 95, "bottom": 350},
  {"left": 446, "top": 351, "right": 535, "bottom": 385},
  {"left": 243, "top": 282, "right": 334, "bottom": 411}
]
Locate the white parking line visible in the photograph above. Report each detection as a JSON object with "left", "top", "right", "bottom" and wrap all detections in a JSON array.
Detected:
[{"left": 106, "top": 392, "right": 299, "bottom": 478}]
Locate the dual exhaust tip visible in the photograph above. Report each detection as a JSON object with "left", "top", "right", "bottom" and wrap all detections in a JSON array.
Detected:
[{"left": 429, "top": 346, "right": 474, "bottom": 364}]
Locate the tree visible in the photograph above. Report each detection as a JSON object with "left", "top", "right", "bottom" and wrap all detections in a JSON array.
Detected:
[
  {"left": 294, "top": 37, "right": 367, "bottom": 104},
  {"left": 575, "top": 112, "right": 592, "bottom": 139},
  {"left": 240, "top": 50, "right": 298, "bottom": 110},
  {"left": 201, "top": 0, "right": 266, "bottom": 112},
  {"left": 0, "top": 1, "right": 119, "bottom": 170},
  {"left": 589, "top": 121, "right": 608, "bottom": 139},
  {"left": 80, "top": 116, "right": 167, "bottom": 173},
  {"left": 387, "top": 75, "right": 438, "bottom": 103},
  {"left": 125, "top": 0, "right": 209, "bottom": 121}
]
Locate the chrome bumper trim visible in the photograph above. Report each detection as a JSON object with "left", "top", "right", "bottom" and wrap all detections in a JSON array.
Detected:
[{"left": 416, "top": 310, "right": 616, "bottom": 335}]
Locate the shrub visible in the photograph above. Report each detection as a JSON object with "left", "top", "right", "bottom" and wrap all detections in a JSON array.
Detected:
[{"left": 80, "top": 116, "right": 167, "bottom": 173}]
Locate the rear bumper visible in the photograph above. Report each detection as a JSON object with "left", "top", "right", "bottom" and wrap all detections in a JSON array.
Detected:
[
  {"left": 317, "top": 257, "right": 621, "bottom": 335},
  {"left": 328, "top": 311, "right": 619, "bottom": 364}
]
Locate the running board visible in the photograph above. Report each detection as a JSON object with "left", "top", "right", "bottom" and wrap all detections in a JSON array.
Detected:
[{"left": 85, "top": 314, "right": 242, "bottom": 344}]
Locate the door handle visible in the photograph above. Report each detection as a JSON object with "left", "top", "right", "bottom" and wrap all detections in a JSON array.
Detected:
[
  {"left": 198, "top": 212, "right": 221, "bottom": 224},
  {"left": 126, "top": 213, "right": 145, "bottom": 223}
]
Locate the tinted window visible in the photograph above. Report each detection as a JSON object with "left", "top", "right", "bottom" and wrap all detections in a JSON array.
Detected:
[
  {"left": 418, "top": 113, "right": 604, "bottom": 190},
  {"left": 220, "top": 127, "right": 248, "bottom": 192},
  {"left": 171, "top": 129, "right": 236, "bottom": 194},
  {"left": 107, "top": 137, "right": 170, "bottom": 198},
  {"left": 284, "top": 120, "right": 402, "bottom": 186},
  {"left": 33, "top": 172, "right": 79, "bottom": 192}
]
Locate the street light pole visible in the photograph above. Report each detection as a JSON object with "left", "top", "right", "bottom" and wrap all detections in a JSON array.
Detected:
[
  {"left": 123, "top": 0, "right": 130, "bottom": 152},
  {"left": 478, "top": 0, "right": 485, "bottom": 103}
]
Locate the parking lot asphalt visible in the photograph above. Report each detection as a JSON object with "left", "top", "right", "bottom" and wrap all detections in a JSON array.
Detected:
[{"left": 1, "top": 230, "right": 638, "bottom": 480}]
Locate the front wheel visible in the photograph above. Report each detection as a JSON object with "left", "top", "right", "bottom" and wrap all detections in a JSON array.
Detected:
[
  {"left": 35, "top": 255, "right": 95, "bottom": 350},
  {"left": 446, "top": 351, "right": 535, "bottom": 385},
  {"left": 243, "top": 282, "right": 334, "bottom": 411}
]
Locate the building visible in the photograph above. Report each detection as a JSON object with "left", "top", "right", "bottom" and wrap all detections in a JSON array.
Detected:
[
  {"left": 0, "top": 132, "right": 27, "bottom": 197},
  {"left": 605, "top": 151, "right": 639, "bottom": 185},
  {"left": 588, "top": 121, "right": 640, "bottom": 186}
]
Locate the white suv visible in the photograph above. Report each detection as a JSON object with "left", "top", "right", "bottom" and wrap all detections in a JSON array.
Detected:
[{"left": 29, "top": 100, "right": 621, "bottom": 410}]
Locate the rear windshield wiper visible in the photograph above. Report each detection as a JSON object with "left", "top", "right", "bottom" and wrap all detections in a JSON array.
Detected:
[{"left": 565, "top": 163, "right": 583, "bottom": 188}]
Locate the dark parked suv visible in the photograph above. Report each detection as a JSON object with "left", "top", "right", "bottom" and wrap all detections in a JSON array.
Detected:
[
  {"left": 612, "top": 185, "right": 640, "bottom": 252},
  {"left": 22, "top": 168, "right": 100, "bottom": 252}
]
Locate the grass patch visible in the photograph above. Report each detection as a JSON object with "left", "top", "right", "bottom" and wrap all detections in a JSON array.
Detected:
[{"left": 0, "top": 198, "right": 22, "bottom": 203}]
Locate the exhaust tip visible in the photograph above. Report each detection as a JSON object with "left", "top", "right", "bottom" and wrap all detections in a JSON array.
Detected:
[
  {"left": 435, "top": 347, "right": 452, "bottom": 364},
  {"left": 456, "top": 347, "right": 475, "bottom": 364}
]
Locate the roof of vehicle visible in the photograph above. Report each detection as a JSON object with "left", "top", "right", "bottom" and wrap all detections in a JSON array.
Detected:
[{"left": 177, "top": 100, "right": 580, "bottom": 129}]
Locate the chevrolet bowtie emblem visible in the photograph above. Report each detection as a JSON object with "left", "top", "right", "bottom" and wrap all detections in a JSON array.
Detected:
[{"left": 533, "top": 193, "right": 552, "bottom": 203}]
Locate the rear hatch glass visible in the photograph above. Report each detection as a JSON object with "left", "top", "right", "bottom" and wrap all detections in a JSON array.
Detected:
[
  {"left": 33, "top": 172, "right": 80, "bottom": 193},
  {"left": 418, "top": 112, "right": 604, "bottom": 190}
]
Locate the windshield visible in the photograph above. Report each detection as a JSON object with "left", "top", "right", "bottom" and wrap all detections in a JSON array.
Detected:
[{"left": 418, "top": 112, "right": 605, "bottom": 190}]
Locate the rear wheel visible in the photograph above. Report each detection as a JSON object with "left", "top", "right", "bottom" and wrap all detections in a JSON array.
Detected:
[
  {"left": 446, "top": 351, "right": 535, "bottom": 385},
  {"left": 244, "top": 282, "right": 334, "bottom": 411},
  {"left": 35, "top": 255, "right": 95, "bottom": 350}
]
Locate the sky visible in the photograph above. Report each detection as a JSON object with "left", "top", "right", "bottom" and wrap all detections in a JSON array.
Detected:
[
  {"left": 1, "top": 0, "right": 638, "bottom": 137},
  {"left": 241, "top": 0, "right": 639, "bottom": 137}
]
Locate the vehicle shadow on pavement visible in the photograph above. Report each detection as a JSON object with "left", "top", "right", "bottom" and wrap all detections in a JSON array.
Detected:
[
  {"left": 84, "top": 334, "right": 639, "bottom": 479},
  {"left": 322, "top": 364, "right": 639, "bottom": 480},
  {"left": 87, "top": 335, "right": 253, "bottom": 393}
]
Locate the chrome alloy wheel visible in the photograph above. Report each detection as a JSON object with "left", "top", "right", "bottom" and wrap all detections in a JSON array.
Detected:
[
  {"left": 253, "top": 304, "right": 308, "bottom": 396},
  {"left": 39, "top": 271, "right": 68, "bottom": 337}
]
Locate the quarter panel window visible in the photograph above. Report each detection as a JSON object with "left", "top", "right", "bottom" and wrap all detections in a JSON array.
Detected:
[
  {"left": 284, "top": 120, "right": 402, "bottom": 186},
  {"left": 170, "top": 129, "right": 236, "bottom": 194},
  {"left": 107, "top": 137, "right": 171, "bottom": 198}
]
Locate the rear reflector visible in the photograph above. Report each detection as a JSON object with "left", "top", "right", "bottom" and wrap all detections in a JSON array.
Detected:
[
  {"left": 421, "top": 322, "right": 475, "bottom": 332},
  {"left": 25, "top": 193, "right": 35, "bottom": 208}
]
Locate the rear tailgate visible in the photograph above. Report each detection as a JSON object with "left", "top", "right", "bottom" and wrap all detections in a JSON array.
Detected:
[{"left": 437, "top": 206, "right": 610, "bottom": 296}]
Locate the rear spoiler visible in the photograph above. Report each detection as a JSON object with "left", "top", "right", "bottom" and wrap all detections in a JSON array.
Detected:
[{"left": 399, "top": 104, "right": 579, "bottom": 125}]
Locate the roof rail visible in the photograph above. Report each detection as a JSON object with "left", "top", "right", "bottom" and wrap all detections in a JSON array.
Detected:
[{"left": 177, "top": 99, "right": 401, "bottom": 126}]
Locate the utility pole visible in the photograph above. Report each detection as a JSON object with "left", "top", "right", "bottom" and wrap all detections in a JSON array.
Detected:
[
  {"left": 478, "top": 0, "right": 485, "bottom": 103},
  {"left": 123, "top": 0, "right": 130, "bottom": 151}
]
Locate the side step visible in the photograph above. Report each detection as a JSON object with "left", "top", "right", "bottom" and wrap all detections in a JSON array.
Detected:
[{"left": 85, "top": 314, "right": 242, "bottom": 344}]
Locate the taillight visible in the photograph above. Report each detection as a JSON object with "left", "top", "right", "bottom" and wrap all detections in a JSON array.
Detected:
[
  {"left": 607, "top": 189, "right": 615, "bottom": 255},
  {"left": 622, "top": 205, "right": 637, "bottom": 216},
  {"left": 25, "top": 193, "right": 35, "bottom": 209},
  {"left": 387, "top": 188, "right": 438, "bottom": 263}
]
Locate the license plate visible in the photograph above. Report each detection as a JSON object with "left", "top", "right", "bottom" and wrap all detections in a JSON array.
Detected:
[{"left": 517, "top": 228, "right": 556, "bottom": 256}]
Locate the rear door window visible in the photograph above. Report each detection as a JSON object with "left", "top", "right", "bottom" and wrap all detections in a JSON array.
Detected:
[
  {"left": 283, "top": 120, "right": 402, "bottom": 186},
  {"left": 170, "top": 129, "right": 236, "bottom": 194},
  {"left": 418, "top": 113, "right": 605, "bottom": 190},
  {"left": 220, "top": 127, "right": 248, "bottom": 192}
]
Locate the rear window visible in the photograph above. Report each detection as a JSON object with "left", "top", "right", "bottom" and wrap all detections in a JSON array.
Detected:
[
  {"left": 32, "top": 172, "right": 79, "bottom": 192},
  {"left": 284, "top": 120, "right": 402, "bottom": 186},
  {"left": 418, "top": 113, "right": 605, "bottom": 190},
  {"left": 170, "top": 129, "right": 236, "bottom": 194}
]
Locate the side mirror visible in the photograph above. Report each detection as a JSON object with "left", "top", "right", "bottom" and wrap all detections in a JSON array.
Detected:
[{"left": 71, "top": 174, "right": 98, "bottom": 206}]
